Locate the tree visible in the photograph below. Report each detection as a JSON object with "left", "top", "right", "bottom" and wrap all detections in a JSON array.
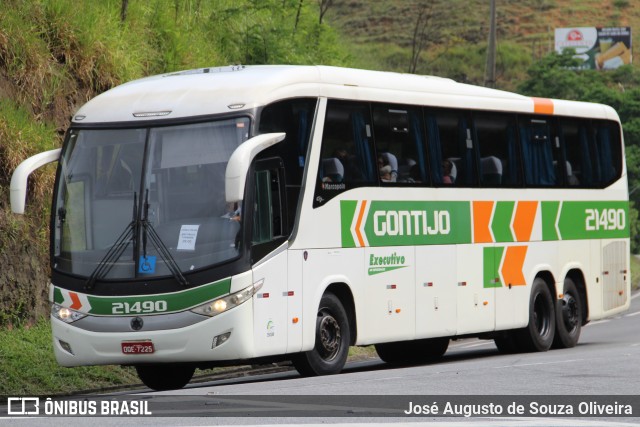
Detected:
[
  {"left": 318, "top": 0, "right": 332, "bottom": 25},
  {"left": 409, "top": 1, "right": 445, "bottom": 74},
  {"left": 120, "top": 0, "right": 128, "bottom": 22}
]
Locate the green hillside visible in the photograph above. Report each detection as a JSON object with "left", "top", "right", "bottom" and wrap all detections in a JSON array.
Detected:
[
  {"left": 0, "top": 0, "right": 349, "bottom": 325},
  {"left": 326, "top": 0, "right": 640, "bottom": 89}
]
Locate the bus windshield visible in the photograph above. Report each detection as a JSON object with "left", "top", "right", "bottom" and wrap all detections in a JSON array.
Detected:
[{"left": 53, "top": 118, "right": 250, "bottom": 281}]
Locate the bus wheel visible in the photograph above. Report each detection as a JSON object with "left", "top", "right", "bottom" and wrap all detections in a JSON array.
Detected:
[
  {"left": 517, "top": 277, "right": 555, "bottom": 352},
  {"left": 418, "top": 337, "right": 449, "bottom": 360},
  {"left": 375, "top": 341, "right": 413, "bottom": 364},
  {"left": 552, "top": 278, "right": 582, "bottom": 348},
  {"left": 375, "top": 338, "right": 448, "bottom": 364},
  {"left": 135, "top": 364, "right": 195, "bottom": 391},
  {"left": 292, "top": 293, "right": 350, "bottom": 377},
  {"left": 494, "top": 331, "right": 519, "bottom": 354}
]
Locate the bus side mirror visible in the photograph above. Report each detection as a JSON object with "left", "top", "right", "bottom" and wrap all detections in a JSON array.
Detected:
[
  {"left": 225, "top": 133, "right": 285, "bottom": 203},
  {"left": 10, "top": 148, "right": 62, "bottom": 214}
]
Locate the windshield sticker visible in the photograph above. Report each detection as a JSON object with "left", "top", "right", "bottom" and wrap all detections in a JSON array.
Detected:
[
  {"left": 177, "top": 225, "right": 200, "bottom": 251},
  {"left": 138, "top": 255, "right": 157, "bottom": 274}
]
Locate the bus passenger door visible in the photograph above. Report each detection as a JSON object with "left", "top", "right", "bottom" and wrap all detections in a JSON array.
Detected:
[{"left": 250, "top": 159, "right": 289, "bottom": 357}]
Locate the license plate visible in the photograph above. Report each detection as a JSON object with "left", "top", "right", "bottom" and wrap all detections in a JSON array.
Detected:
[{"left": 121, "top": 341, "right": 154, "bottom": 354}]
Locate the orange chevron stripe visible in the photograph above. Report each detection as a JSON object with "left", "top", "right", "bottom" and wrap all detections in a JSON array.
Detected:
[
  {"left": 355, "top": 200, "right": 367, "bottom": 247},
  {"left": 473, "top": 201, "right": 494, "bottom": 243},
  {"left": 69, "top": 292, "right": 82, "bottom": 310},
  {"left": 501, "top": 246, "right": 527, "bottom": 286},
  {"left": 513, "top": 201, "right": 538, "bottom": 242},
  {"left": 532, "top": 97, "right": 554, "bottom": 115}
]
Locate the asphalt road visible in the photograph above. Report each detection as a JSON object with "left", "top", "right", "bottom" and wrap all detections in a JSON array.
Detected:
[{"left": 5, "top": 292, "right": 640, "bottom": 426}]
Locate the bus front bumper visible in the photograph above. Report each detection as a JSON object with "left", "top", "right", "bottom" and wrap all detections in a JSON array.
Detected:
[{"left": 51, "top": 300, "right": 255, "bottom": 367}]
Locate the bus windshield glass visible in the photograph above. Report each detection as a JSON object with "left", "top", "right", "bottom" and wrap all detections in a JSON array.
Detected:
[{"left": 53, "top": 118, "right": 250, "bottom": 281}]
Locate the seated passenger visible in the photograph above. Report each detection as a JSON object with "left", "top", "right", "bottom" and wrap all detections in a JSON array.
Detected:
[
  {"left": 380, "top": 165, "right": 393, "bottom": 182},
  {"left": 442, "top": 160, "right": 453, "bottom": 184}
]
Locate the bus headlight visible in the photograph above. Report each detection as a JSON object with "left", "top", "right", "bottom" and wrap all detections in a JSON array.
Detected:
[
  {"left": 52, "top": 303, "right": 86, "bottom": 323},
  {"left": 191, "top": 281, "right": 263, "bottom": 317}
]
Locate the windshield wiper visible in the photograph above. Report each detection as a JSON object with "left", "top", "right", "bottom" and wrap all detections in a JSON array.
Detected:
[
  {"left": 141, "top": 189, "right": 189, "bottom": 287},
  {"left": 85, "top": 193, "right": 137, "bottom": 290}
]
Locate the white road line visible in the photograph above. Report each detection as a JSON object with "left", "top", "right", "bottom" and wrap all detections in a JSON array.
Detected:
[{"left": 491, "top": 358, "right": 584, "bottom": 369}]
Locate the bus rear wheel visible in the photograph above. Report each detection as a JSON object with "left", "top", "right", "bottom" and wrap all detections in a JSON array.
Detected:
[
  {"left": 292, "top": 293, "right": 350, "bottom": 377},
  {"left": 552, "top": 278, "right": 582, "bottom": 348},
  {"left": 375, "top": 337, "right": 449, "bottom": 364},
  {"left": 494, "top": 331, "right": 520, "bottom": 354},
  {"left": 135, "top": 364, "right": 195, "bottom": 391},
  {"left": 516, "top": 277, "right": 555, "bottom": 352}
]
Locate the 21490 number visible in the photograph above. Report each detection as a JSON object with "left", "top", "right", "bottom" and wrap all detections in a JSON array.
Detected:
[
  {"left": 585, "top": 208, "right": 625, "bottom": 231},
  {"left": 112, "top": 300, "right": 168, "bottom": 314}
]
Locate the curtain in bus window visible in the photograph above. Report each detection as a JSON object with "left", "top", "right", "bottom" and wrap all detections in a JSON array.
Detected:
[
  {"left": 426, "top": 113, "right": 443, "bottom": 184},
  {"left": 297, "top": 110, "right": 308, "bottom": 168},
  {"left": 597, "top": 125, "right": 615, "bottom": 183},
  {"left": 506, "top": 125, "right": 519, "bottom": 185},
  {"left": 578, "top": 126, "right": 594, "bottom": 186},
  {"left": 520, "top": 124, "right": 555, "bottom": 186},
  {"left": 351, "top": 112, "right": 375, "bottom": 181},
  {"left": 457, "top": 117, "right": 473, "bottom": 186},
  {"left": 410, "top": 111, "right": 427, "bottom": 182}
]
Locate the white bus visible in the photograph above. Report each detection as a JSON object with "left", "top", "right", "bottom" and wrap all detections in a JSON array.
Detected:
[{"left": 12, "top": 65, "right": 630, "bottom": 390}]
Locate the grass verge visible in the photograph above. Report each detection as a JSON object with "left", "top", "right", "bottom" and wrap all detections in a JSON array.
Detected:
[
  {"left": 0, "top": 320, "right": 378, "bottom": 395},
  {"left": 0, "top": 320, "right": 139, "bottom": 395}
]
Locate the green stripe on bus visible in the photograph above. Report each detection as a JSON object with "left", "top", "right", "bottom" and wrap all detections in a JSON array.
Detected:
[
  {"left": 53, "top": 287, "right": 64, "bottom": 304},
  {"left": 55, "top": 278, "right": 231, "bottom": 315},
  {"left": 483, "top": 246, "right": 504, "bottom": 288},
  {"left": 360, "top": 201, "right": 472, "bottom": 247},
  {"left": 556, "top": 201, "right": 629, "bottom": 240},
  {"left": 340, "top": 200, "right": 358, "bottom": 248},
  {"left": 541, "top": 201, "right": 560, "bottom": 241},
  {"left": 492, "top": 201, "right": 515, "bottom": 242}
]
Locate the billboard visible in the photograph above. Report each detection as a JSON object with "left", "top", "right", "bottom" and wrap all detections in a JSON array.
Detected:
[{"left": 554, "top": 27, "right": 632, "bottom": 70}]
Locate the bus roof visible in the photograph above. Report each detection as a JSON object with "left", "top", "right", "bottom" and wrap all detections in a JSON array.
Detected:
[{"left": 73, "top": 65, "right": 619, "bottom": 124}]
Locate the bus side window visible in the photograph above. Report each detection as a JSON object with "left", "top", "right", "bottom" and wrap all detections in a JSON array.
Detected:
[
  {"left": 426, "top": 109, "right": 476, "bottom": 186},
  {"left": 474, "top": 113, "right": 521, "bottom": 187},
  {"left": 372, "top": 105, "right": 429, "bottom": 184},
  {"left": 519, "top": 117, "right": 560, "bottom": 187},
  {"left": 313, "top": 101, "right": 376, "bottom": 207},
  {"left": 561, "top": 119, "right": 622, "bottom": 188},
  {"left": 251, "top": 159, "right": 287, "bottom": 262}
]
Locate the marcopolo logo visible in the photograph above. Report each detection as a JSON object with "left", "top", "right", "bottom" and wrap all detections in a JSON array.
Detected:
[{"left": 368, "top": 252, "right": 408, "bottom": 275}]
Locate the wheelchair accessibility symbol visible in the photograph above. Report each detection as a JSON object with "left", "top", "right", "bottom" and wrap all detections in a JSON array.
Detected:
[{"left": 138, "top": 255, "right": 157, "bottom": 274}]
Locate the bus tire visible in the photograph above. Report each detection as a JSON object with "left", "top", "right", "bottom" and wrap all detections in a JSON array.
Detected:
[
  {"left": 375, "top": 338, "right": 449, "bottom": 364},
  {"left": 494, "top": 331, "right": 520, "bottom": 354},
  {"left": 375, "top": 341, "right": 414, "bottom": 364},
  {"left": 516, "top": 277, "right": 555, "bottom": 352},
  {"left": 135, "top": 364, "right": 195, "bottom": 391},
  {"left": 292, "top": 293, "right": 350, "bottom": 377},
  {"left": 552, "top": 278, "right": 582, "bottom": 348},
  {"left": 419, "top": 337, "right": 449, "bottom": 360}
]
